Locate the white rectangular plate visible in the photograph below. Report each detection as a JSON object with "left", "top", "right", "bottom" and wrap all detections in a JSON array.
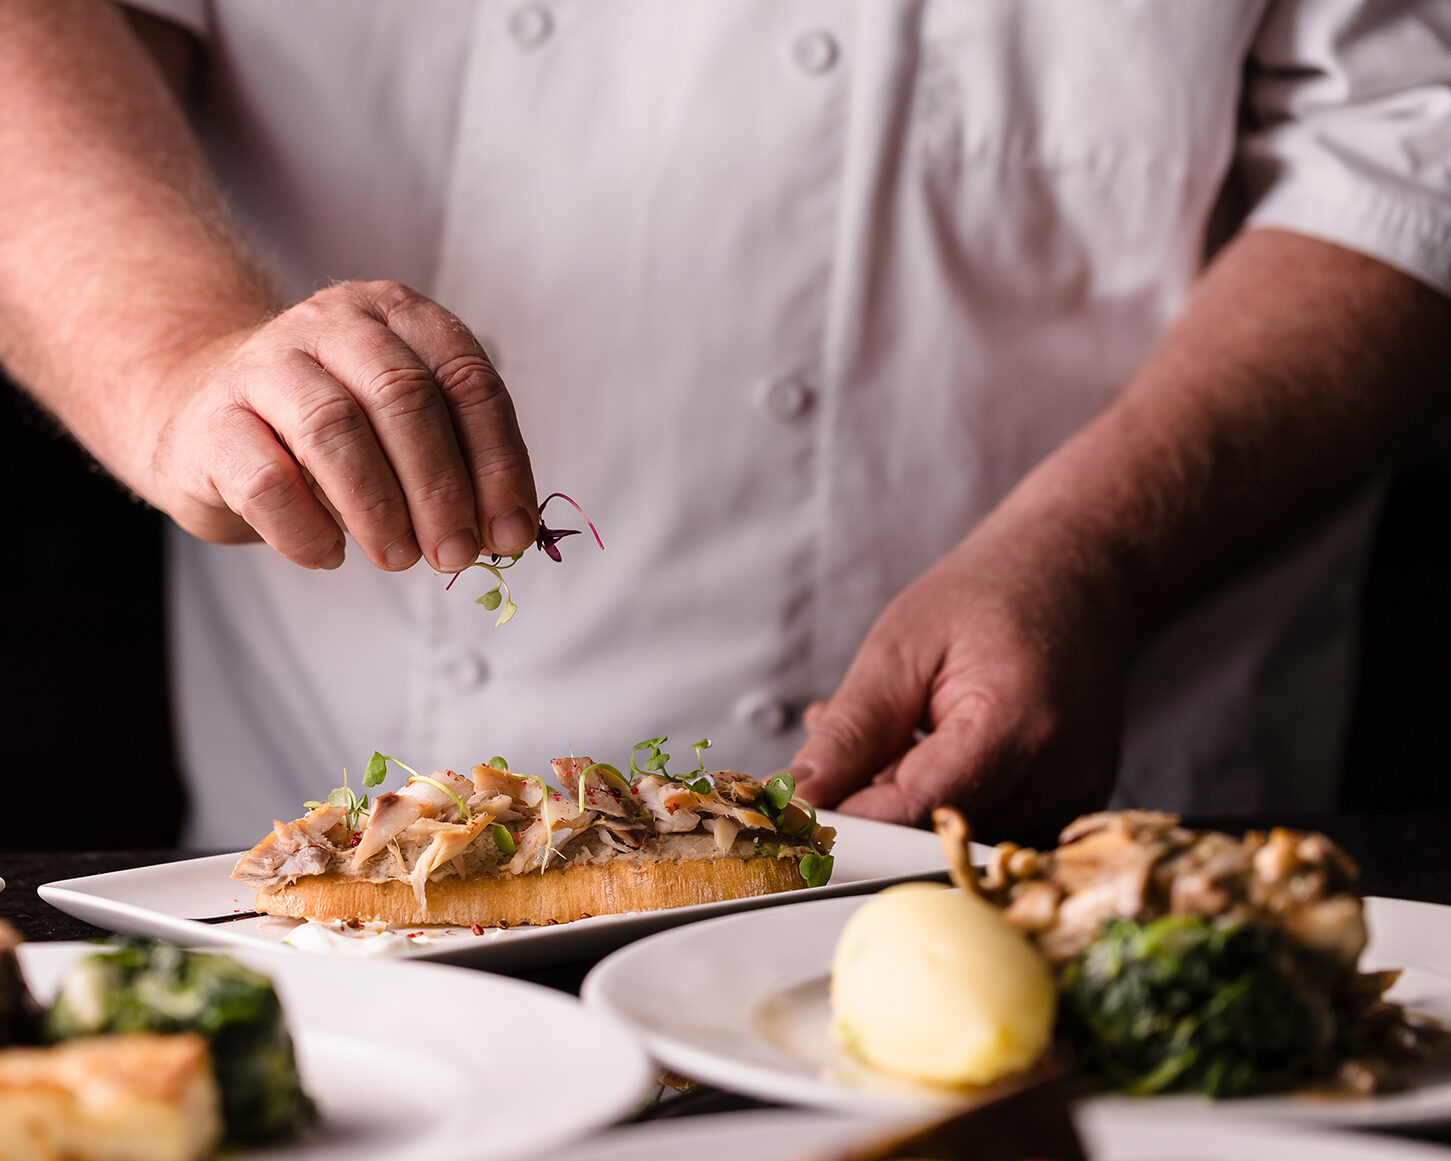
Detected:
[{"left": 39, "top": 811, "right": 976, "bottom": 970}]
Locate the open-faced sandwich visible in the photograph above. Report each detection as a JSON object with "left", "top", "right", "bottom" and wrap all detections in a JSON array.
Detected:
[{"left": 233, "top": 738, "right": 836, "bottom": 928}]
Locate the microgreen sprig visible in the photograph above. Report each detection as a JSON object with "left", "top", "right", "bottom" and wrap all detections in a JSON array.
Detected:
[
  {"left": 365, "top": 752, "right": 414, "bottom": 786},
  {"left": 573, "top": 762, "right": 628, "bottom": 811},
  {"left": 799, "top": 852, "right": 835, "bottom": 888},
  {"left": 629, "top": 737, "right": 670, "bottom": 779},
  {"left": 369, "top": 751, "right": 472, "bottom": 821},
  {"left": 444, "top": 492, "right": 604, "bottom": 625},
  {"left": 303, "top": 767, "right": 372, "bottom": 830},
  {"left": 490, "top": 823, "right": 516, "bottom": 856},
  {"left": 629, "top": 735, "right": 714, "bottom": 794}
]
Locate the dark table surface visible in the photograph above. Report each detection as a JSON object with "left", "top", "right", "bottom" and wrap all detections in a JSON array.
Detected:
[{"left": 7, "top": 812, "right": 1451, "bottom": 1148}]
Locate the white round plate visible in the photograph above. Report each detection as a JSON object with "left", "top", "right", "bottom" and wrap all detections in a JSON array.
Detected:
[
  {"left": 537, "top": 1105, "right": 1451, "bottom": 1161},
  {"left": 21, "top": 941, "right": 655, "bottom": 1161},
  {"left": 581, "top": 894, "right": 1451, "bottom": 1129}
]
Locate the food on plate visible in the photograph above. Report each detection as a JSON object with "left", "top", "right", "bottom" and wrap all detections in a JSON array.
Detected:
[
  {"left": 830, "top": 882, "right": 1055, "bottom": 1086},
  {"left": 0, "top": 933, "right": 311, "bottom": 1161},
  {"left": 829, "top": 809, "right": 1445, "bottom": 1101},
  {"left": 233, "top": 737, "right": 836, "bottom": 927},
  {"left": 973, "top": 809, "right": 1448, "bottom": 1097},
  {"left": 45, "top": 941, "right": 315, "bottom": 1144},
  {"left": 0, "top": 1032, "right": 220, "bottom": 1161}
]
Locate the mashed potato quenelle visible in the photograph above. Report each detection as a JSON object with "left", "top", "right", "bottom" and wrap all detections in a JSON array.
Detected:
[{"left": 830, "top": 883, "right": 1055, "bottom": 1087}]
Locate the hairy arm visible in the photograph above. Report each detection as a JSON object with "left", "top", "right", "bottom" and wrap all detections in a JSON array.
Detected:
[
  {"left": 794, "top": 229, "right": 1451, "bottom": 836},
  {"left": 0, "top": 0, "right": 537, "bottom": 571}
]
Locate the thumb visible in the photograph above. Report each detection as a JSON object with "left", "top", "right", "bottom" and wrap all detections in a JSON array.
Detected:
[{"left": 790, "top": 652, "right": 925, "bottom": 809}]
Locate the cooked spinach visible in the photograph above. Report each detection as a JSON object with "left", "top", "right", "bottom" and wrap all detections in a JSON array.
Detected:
[
  {"left": 1060, "top": 915, "right": 1336, "bottom": 1098},
  {"left": 45, "top": 940, "right": 314, "bottom": 1144}
]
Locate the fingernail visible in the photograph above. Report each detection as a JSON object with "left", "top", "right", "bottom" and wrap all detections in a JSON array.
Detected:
[
  {"left": 435, "top": 528, "right": 480, "bottom": 572},
  {"left": 314, "top": 539, "right": 345, "bottom": 570},
  {"left": 490, "top": 508, "right": 534, "bottom": 555},
  {"left": 384, "top": 531, "right": 421, "bottom": 569}
]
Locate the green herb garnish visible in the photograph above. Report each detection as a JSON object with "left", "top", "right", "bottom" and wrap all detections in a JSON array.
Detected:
[
  {"left": 799, "top": 852, "right": 835, "bottom": 888},
  {"left": 302, "top": 768, "right": 370, "bottom": 830},
  {"left": 763, "top": 771, "right": 795, "bottom": 814},
  {"left": 628, "top": 735, "right": 713, "bottom": 794},
  {"left": 630, "top": 736, "right": 671, "bottom": 779},
  {"left": 366, "top": 751, "right": 416, "bottom": 786},
  {"left": 444, "top": 492, "right": 603, "bottom": 624},
  {"left": 365, "top": 752, "right": 472, "bottom": 822},
  {"left": 405, "top": 775, "right": 473, "bottom": 822},
  {"left": 490, "top": 823, "right": 516, "bottom": 856}
]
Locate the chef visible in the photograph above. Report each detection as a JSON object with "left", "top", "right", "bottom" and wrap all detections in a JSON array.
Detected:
[{"left": 2, "top": 1, "right": 1448, "bottom": 845}]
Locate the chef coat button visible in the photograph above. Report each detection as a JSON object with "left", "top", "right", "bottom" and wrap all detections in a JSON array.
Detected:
[
  {"left": 792, "top": 30, "right": 838, "bottom": 75},
  {"left": 758, "top": 376, "right": 815, "bottom": 422},
  {"left": 443, "top": 651, "right": 489, "bottom": 692},
  {"left": 508, "top": 4, "right": 552, "bottom": 48},
  {"left": 736, "top": 691, "right": 792, "bottom": 736}
]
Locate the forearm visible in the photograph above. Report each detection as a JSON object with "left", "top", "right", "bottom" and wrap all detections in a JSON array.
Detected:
[
  {"left": 0, "top": 0, "right": 275, "bottom": 496},
  {"left": 971, "top": 228, "right": 1451, "bottom": 658}
]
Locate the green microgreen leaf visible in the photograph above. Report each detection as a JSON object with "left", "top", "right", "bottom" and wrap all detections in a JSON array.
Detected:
[
  {"left": 490, "top": 823, "right": 516, "bottom": 856},
  {"left": 764, "top": 772, "right": 795, "bottom": 813},
  {"left": 478, "top": 588, "right": 502, "bottom": 611},
  {"left": 326, "top": 786, "right": 349, "bottom": 809},
  {"left": 487, "top": 756, "right": 510, "bottom": 771},
  {"left": 302, "top": 800, "right": 323, "bottom": 810},
  {"left": 692, "top": 738, "right": 712, "bottom": 771},
  {"left": 369, "top": 752, "right": 423, "bottom": 785},
  {"left": 799, "top": 853, "right": 834, "bottom": 888},
  {"left": 630, "top": 737, "right": 670, "bottom": 780},
  {"left": 364, "top": 752, "right": 388, "bottom": 787}
]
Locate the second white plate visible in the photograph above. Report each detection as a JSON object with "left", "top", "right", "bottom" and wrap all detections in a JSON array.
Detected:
[
  {"left": 20, "top": 940, "right": 654, "bottom": 1161},
  {"left": 580, "top": 893, "right": 1451, "bottom": 1129}
]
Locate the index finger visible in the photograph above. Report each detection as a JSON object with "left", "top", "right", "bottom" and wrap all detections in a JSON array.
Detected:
[{"left": 361, "top": 282, "right": 538, "bottom": 556}]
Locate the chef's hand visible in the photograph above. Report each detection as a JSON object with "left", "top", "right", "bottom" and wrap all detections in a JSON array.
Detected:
[
  {"left": 790, "top": 527, "right": 1127, "bottom": 843},
  {"left": 149, "top": 280, "right": 538, "bottom": 572}
]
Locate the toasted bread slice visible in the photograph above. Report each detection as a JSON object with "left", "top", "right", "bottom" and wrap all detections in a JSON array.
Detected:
[
  {"left": 256, "top": 852, "right": 809, "bottom": 926},
  {"left": 0, "top": 1033, "right": 221, "bottom": 1161}
]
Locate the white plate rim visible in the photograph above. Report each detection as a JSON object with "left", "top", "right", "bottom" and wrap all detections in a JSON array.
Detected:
[
  {"left": 18, "top": 939, "right": 655, "bottom": 1161},
  {"left": 580, "top": 893, "right": 1451, "bottom": 1130},
  {"left": 36, "top": 812, "right": 980, "bottom": 969}
]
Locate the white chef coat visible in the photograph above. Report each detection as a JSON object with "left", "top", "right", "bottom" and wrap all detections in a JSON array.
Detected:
[{"left": 122, "top": 0, "right": 1451, "bottom": 847}]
